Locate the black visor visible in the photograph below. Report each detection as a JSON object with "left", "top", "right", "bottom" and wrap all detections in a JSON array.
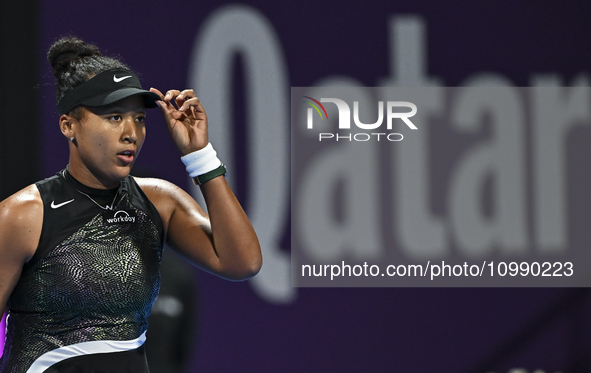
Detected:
[{"left": 57, "top": 68, "right": 161, "bottom": 115}]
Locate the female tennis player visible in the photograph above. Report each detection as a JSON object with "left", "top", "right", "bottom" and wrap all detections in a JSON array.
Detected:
[{"left": 0, "top": 36, "right": 261, "bottom": 372}]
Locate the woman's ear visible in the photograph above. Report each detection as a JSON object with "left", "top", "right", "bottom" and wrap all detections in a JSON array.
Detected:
[{"left": 59, "top": 114, "right": 75, "bottom": 141}]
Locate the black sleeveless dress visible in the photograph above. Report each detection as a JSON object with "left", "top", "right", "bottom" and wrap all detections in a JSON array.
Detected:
[{"left": 0, "top": 169, "right": 164, "bottom": 373}]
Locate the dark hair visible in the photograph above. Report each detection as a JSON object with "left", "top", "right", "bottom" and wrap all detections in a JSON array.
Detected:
[{"left": 47, "top": 36, "right": 131, "bottom": 117}]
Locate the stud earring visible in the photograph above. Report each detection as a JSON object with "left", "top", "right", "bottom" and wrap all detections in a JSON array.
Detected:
[{"left": 69, "top": 137, "right": 75, "bottom": 142}]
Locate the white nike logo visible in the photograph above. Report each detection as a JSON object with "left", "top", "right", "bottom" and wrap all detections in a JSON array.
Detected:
[
  {"left": 51, "top": 199, "right": 75, "bottom": 209},
  {"left": 113, "top": 75, "right": 132, "bottom": 83}
]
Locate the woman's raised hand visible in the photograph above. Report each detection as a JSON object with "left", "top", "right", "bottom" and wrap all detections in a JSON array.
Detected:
[{"left": 150, "top": 88, "right": 209, "bottom": 155}]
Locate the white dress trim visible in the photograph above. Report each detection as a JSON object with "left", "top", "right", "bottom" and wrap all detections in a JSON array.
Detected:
[{"left": 26, "top": 331, "right": 146, "bottom": 373}]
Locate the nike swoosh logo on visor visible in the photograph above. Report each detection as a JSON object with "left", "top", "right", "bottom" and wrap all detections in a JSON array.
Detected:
[
  {"left": 51, "top": 199, "right": 74, "bottom": 209},
  {"left": 113, "top": 75, "right": 132, "bottom": 83}
]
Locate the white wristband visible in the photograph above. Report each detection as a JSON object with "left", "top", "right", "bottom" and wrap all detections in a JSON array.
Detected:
[{"left": 180, "top": 143, "right": 222, "bottom": 177}]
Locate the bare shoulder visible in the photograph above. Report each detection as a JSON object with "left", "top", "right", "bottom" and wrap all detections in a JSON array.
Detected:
[
  {"left": 133, "top": 177, "right": 207, "bottom": 229},
  {"left": 0, "top": 184, "right": 43, "bottom": 223},
  {"left": 0, "top": 184, "right": 44, "bottom": 262},
  {"left": 134, "top": 177, "right": 181, "bottom": 196},
  {"left": 133, "top": 177, "right": 194, "bottom": 204}
]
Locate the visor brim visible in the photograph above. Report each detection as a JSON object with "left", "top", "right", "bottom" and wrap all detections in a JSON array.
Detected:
[{"left": 81, "top": 88, "right": 161, "bottom": 109}]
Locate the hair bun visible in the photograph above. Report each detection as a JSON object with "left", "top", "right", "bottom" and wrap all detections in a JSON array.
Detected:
[
  {"left": 48, "top": 36, "right": 101, "bottom": 69},
  {"left": 48, "top": 36, "right": 130, "bottom": 105}
]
